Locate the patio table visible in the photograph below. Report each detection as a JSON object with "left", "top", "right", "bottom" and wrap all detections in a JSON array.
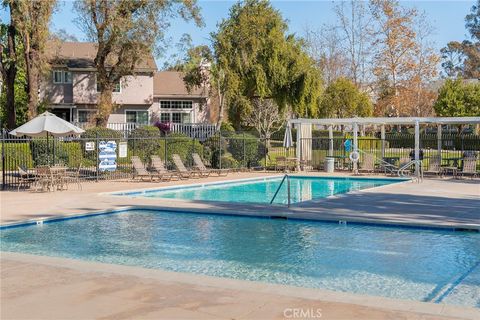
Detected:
[{"left": 443, "top": 157, "right": 463, "bottom": 168}]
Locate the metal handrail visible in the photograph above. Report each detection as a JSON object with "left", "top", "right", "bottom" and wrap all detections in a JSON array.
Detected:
[
  {"left": 398, "top": 160, "right": 423, "bottom": 182},
  {"left": 270, "top": 174, "right": 291, "bottom": 207},
  {"left": 357, "top": 149, "right": 398, "bottom": 173}
]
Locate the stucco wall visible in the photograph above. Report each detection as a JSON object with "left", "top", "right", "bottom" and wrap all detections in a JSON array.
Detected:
[{"left": 42, "top": 71, "right": 154, "bottom": 106}]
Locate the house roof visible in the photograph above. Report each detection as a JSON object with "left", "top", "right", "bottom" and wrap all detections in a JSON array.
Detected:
[
  {"left": 153, "top": 71, "right": 207, "bottom": 98},
  {"left": 48, "top": 42, "right": 157, "bottom": 71}
]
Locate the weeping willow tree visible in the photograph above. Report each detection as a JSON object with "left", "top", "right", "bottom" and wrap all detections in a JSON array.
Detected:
[{"left": 212, "top": 0, "right": 322, "bottom": 127}]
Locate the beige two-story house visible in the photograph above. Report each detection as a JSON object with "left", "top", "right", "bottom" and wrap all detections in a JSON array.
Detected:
[{"left": 41, "top": 42, "right": 212, "bottom": 128}]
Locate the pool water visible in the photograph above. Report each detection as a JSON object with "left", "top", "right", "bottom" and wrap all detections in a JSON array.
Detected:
[
  {"left": 119, "top": 176, "right": 406, "bottom": 204},
  {"left": 1, "top": 209, "right": 479, "bottom": 307}
]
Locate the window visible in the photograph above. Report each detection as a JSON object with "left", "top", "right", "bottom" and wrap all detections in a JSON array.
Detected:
[
  {"left": 126, "top": 110, "right": 149, "bottom": 124},
  {"left": 53, "top": 70, "right": 72, "bottom": 84},
  {"left": 53, "top": 70, "right": 63, "bottom": 84},
  {"left": 64, "top": 71, "right": 72, "bottom": 84},
  {"left": 77, "top": 110, "right": 94, "bottom": 123},
  {"left": 159, "top": 112, "right": 191, "bottom": 123},
  {"left": 160, "top": 113, "right": 170, "bottom": 123},
  {"left": 159, "top": 100, "right": 192, "bottom": 109}
]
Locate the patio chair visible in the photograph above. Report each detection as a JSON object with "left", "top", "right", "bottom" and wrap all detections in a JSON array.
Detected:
[
  {"left": 358, "top": 153, "right": 376, "bottom": 174},
  {"left": 274, "top": 156, "right": 288, "bottom": 172},
  {"left": 34, "top": 166, "right": 54, "bottom": 192},
  {"left": 171, "top": 154, "right": 200, "bottom": 179},
  {"left": 423, "top": 156, "right": 443, "bottom": 177},
  {"left": 17, "top": 165, "right": 37, "bottom": 191},
  {"left": 459, "top": 157, "right": 478, "bottom": 179},
  {"left": 150, "top": 155, "right": 179, "bottom": 181},
  {"left": 192, "top": 153, "right": 229, "bottom": 177},
  {"left": 131, "top": 156, "right": 155, "bottom": 181},
  {"left": 65, "top": 164, "right": 83, "bottom": 190}
]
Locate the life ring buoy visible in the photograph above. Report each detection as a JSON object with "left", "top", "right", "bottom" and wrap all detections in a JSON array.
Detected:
[{"left": 349, "top": 151, "right": 360, "bottom": 163}]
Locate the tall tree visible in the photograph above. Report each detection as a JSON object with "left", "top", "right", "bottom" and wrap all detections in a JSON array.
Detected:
[
  {"left": 75, "top": 0, "right": 203, "bottom": 126},
  {"left": 441, "top": 0, "right": 480, "bottom": 78},
  {"left": 334, "top": 0, "right": 374, "bottom": 88},
  {"left": 180, "top": 45, "right": 228, "bottom": 131},
  {"left": 10, "top": 0, "right": 56, "bottom": 120},
  {"left": 212, "top": 0, "right": 322, "bottom": 127},
  {"left": 304, "top": 25, "right": 347, "bottom": 86},
  {"left": 320, "top": 77, "right": 373, "bottom": 118},
  {"left": 434, "top": 79, "right": 480, "bottom": 117},
  {"left": 370, "top": 0, "right": 418, "bottom": 116},
  {"left": 0, "top": 3, "right": 17, "bottom": 129}
]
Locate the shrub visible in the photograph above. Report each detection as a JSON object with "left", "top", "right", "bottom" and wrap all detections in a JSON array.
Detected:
[
  {"left": 29, "top": 140, "right": 83, "bottom": 167},
  {"left": 228, "top": 133, "right": 261, "bottom": 168},
  {"left": 165, "top": 132, "right": 203, "bottom": 166},
  {"left": 219, "top": 155, "right": 239, "bottom": 169},
  {"left": 81, "top": 127, "right": 123, "bottom": 139},
  {"left": 0, "top": 142, "right": 33, "bottom": 170},
  {"left": 128, "top": 126, "right": 164, "bottom": 164}
]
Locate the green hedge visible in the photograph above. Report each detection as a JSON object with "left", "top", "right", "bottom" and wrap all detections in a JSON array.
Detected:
[
  {"left": 128, "top": 126, "right": 164, "bottom": 165},
  {"left": 30, "top": 140, "right": 83, "bottom": 167},
  {"left": 0, "top": 143, "right": 34, "bottom": 170}
]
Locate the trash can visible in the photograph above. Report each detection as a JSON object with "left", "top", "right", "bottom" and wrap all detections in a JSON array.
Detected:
[{"left": 324, "top": 157, "right": 335, "bottom": 173}]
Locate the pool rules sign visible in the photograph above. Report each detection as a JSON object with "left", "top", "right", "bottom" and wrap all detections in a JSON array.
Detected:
[{"left": 118, "top": 142, "right": 127, "bottom": 158}]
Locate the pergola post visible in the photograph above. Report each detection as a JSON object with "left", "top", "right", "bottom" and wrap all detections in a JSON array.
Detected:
[
  {"left": 414, "top": 121, "right": 420, "bottom": 178},
  {"left": 381, "top": 124, "right": 386, "bottom": 160},
  {"left": 437, "top": 124, "right": 442, "bottom": 159},
  {"left": 328, "top": 125, "right": 333, "bottom": 157},
  {"left": 353, "top": 122, "right": 358, "bottom": 174}
]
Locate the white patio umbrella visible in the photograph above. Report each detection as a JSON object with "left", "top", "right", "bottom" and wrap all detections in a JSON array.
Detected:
[
  {"left": 9, "top": 111, "right": 85, "bottom": 166},
  {"left": 283, "top": 122, "right": 293, "bottom": 149},
  {"left": 9, "top": 111, "right": 84, "bottom": 137}
]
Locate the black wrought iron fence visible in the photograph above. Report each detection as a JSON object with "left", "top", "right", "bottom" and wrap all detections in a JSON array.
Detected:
[{"left": 1, "top": 130, "right": 293, "bottom": 190}]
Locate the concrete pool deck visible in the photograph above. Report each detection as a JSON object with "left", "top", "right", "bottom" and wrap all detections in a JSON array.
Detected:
[{"left": 1, "top": 172, "right": 479, "bottom": 319}]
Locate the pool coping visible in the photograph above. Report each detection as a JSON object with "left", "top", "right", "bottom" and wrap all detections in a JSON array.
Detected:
[{"left": 2, "top": 251, "right": 479, "bottom": 319}]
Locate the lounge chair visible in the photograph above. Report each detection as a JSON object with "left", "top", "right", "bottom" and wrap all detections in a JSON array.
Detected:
[
  {"left": 192, "top": 153, "right": 229, "bottom": 177},
  {"left": 423, "top": 156, "right": 443, "bottom": 177},
  {"left": 171, "top": 154, "right": 200, "bottom": 179},
  {"left": 150, "top": 155, "right": 179, "bottom": 181},
  {"left": 459, "top": 157, "right": 478, "bottom": 179},
  {"left": 358, "top": 153, "right": 376, "bottom": 174},
  {"left": 131, "top": 156, "right": 155, "bottom": 181},
  {"left": 17, "top": 165, "right": 37, "bottom": 191}
]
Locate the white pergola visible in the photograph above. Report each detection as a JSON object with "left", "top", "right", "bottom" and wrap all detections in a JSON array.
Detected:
[{"left": 288, "top": 117, "right": 480, "bottom": 177}]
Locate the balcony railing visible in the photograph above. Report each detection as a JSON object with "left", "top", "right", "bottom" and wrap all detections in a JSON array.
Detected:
[{"left": 73, "top": 122, "right": 217, "bottom": 140}]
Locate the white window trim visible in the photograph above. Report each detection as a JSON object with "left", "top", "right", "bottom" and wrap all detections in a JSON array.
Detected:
[
  {"left": 64, "top": 71, "right": 72, "bottom": 84},
  {"left": 53, "top": 70, "right": 64, "bottom": 84},
  {"left": 125, "top": 109, "right": 150, "bottom": 124},
  {"left": 158, "top": 110, "right": 193, "bottom": 124},
  {"left": 159, "top": 100, "right": 193, "bottom": 110}
]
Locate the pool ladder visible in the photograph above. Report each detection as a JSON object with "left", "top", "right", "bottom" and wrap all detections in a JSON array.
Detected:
[{"left": 270, "top": 174, "right": 291, "bottom": 207}]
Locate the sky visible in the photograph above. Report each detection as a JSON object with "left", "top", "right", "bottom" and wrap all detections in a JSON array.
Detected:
[{"left": 1, "top": 0, "right": 476, "bottom": 69}]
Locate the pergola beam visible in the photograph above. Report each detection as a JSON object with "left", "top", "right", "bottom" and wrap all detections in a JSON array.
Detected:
[{"left": 289, "top": 117, "right": 480, "bottom": 126}]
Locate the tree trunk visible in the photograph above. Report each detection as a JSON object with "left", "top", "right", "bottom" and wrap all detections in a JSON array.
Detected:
[
  {"left": 23, "top": 33, "right": 40, "bottom": 120},
  {"left": 1, "top": 22, "right": 17, "bottom": 129},
  {"left": 215, "top": 87, "right": 225, "bottom": 131},
  {"left": 95, "top": 88, "right": 113, "bottom": 127}
]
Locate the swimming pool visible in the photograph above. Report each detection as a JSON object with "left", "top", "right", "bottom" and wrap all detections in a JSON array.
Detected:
[
  {"left": 114, "top": 176, "right": 407, "bottom": 205},
  {"left": 1, "top": 209, "right": 479, "bottom": 307}
]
